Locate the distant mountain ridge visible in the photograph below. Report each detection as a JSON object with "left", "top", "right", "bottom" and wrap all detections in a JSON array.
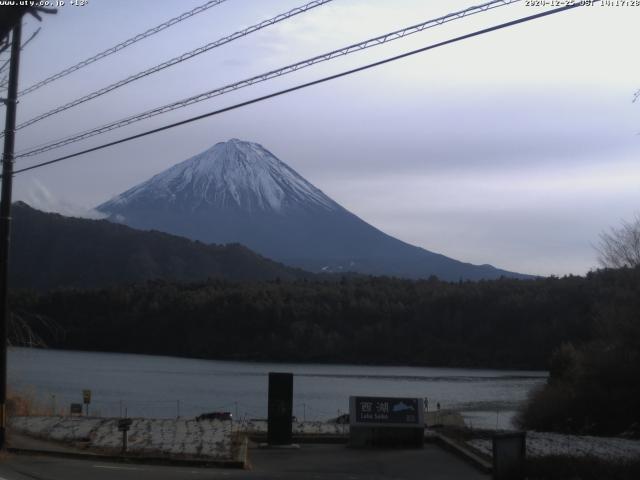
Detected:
[
  {"left": 10, "top": 202, "right": 307, "bottom": 290},
  {"left": 98, "top": 138, "right": 532, "bottom": 281}
]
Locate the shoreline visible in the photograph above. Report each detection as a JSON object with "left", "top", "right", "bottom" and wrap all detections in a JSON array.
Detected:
[{"left": 9, "top": 346, "right": 549, "bottom": 375}]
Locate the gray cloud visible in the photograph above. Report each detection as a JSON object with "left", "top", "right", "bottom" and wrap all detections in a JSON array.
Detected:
[
  {"left": 24, "top": 179, "right": 107, "bottom": 220},
  {"left": 10, "top": 0, "right": 640, "bottom": 277}
]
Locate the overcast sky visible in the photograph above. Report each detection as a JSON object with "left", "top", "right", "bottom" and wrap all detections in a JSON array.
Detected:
[{"left": 6, "top": 0, "right": 640, "bottom": 277}]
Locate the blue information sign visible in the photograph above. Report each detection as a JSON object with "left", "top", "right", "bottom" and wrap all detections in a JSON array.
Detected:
[{"left": 350, "top": 396, "right": 424, "bottom": 427}]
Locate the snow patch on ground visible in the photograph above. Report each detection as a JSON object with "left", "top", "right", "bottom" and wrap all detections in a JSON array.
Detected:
[
  {"left": 237, "top": 420, "right": 349, "bottom": 436},
  {"left": 468, "top": 431, "right": 640, "bottom": 461},
  {"left": 10, "top": 416, "right": 234, "bottom": 460},
  {"left": 9, "top": 416, "right": 350, "bottom": 458}
]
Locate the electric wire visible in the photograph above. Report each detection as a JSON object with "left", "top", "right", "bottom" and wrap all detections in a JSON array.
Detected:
[
  {"left": 11, "top": 4, "right": 581, "bottom": 176},
  {"left": 0, "top": 27, "right": 40, "bottom": 91},
  {"left": 8, "top": 0, "right": 334, "bottom": 135},
  {"left": 0, "top": 56, "right": 11, "bottom": 77},
  {"left": 15, "top": 0, "right": 522, "bottom": 158},
  {"left": 18, "top": 0, "right": 229, "bottom": 97}
]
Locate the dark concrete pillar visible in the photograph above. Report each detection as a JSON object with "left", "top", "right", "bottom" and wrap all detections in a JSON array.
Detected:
[{"left": 267, "top": 372, "right": 293, "bottom": 445}]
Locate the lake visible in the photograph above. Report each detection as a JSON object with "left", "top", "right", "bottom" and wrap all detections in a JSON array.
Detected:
[{"left": 8, "top": 347, "right": 546, "bottom": 429}]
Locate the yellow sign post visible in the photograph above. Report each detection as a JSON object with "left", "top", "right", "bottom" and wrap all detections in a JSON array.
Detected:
[{"left": 82, "top": 389, "right": 91, "bottom": 416}]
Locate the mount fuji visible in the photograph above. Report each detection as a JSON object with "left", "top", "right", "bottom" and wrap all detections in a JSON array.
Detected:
[{"left": 97, "top": 139, "right": 530, "bottom": 280}]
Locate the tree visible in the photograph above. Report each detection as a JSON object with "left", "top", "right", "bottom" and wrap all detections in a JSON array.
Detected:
[{"left": 596, "top": 214, "right": 640, "bottom": 269}]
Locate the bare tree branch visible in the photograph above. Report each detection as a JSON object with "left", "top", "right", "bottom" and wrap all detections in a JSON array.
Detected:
[
  {"left": 596, "top": 214, "right": 640, "bottom": 269},
  {"left": 7, "top": 310, "right": 63, "bottom": 348}
]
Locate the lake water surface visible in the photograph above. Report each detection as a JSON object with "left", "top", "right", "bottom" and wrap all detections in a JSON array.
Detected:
[{"left": 9, "top": 347, "right": 546, "bottom": 430}]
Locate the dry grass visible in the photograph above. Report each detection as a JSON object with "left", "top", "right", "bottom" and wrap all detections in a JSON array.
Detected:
[
  {"left": 0, "top": 449, "right": 12, "bottom": 463},
  {"left": 6, "top": 388, "right": 58, "bottom": 417}
]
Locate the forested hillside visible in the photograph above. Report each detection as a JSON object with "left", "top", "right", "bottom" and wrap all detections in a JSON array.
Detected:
[
  {"left": 516, "top": 266, "right": 640, "bottom": 435},
  {"left": 10, "top": 202, "right": 308, "bottom": 289},
  {"left": 13, "top": 267, "right": 639, "bottom": 370}
]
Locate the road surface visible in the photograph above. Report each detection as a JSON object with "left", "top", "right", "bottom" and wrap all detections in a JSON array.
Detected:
[{"left": 0, "top": 444, "right": 488, "bottom": 479}]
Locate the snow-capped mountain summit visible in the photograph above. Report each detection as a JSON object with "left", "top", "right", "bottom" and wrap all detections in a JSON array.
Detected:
[
  {"left": 98, "top": 139, "right": 530, "bottom": 280},
  {"left": 102, "top": 139, "right": 337, "bottom": 214}
]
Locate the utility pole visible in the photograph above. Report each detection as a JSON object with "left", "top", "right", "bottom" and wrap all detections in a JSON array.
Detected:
[{"left": 0, "top": 20, "right": 22, "bottom": 450}]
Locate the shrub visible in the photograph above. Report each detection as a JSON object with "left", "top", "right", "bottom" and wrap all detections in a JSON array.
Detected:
[{"left": 6, "top": 389, "right": 50, "bottom": 417}]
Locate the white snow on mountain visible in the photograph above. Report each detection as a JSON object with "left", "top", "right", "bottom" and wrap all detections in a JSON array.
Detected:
[{"left": 103, "top": 139, "right": 338, "bottom": 213}]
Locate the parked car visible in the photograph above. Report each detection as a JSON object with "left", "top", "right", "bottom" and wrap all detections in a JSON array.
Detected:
[
  {"left": 196, "top": 412, "right": 233, "bottom": 421},
  {"left": 331, "top": 413, "right": 350, "bottom": 424}
]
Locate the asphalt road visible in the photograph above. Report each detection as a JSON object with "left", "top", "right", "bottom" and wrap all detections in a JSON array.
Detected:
[{"left": 0, "top": 445, "right": 489, "bottom": 480}]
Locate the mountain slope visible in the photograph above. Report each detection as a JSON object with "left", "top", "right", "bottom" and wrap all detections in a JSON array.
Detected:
[
  {"left": 10, "top": 202, "right": 307, "bottom": 290},
  {"left": 98, "top": 138, "right": 531, "bottom": 281}
]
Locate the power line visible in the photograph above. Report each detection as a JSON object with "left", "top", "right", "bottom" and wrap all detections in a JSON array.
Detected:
[
  {"left": 0, "top": 27, "right": 40, "bottom": 94},
  {"left": 9, "top": 0, "right": 334, "bottom": 134},
  {"left": 18, "top": 0, "right": 229, "bottom": 97},
  {"left": 12, "top": 4, "right": 582, "bottom": 177},
  {"left": 0, "top": 56, "right": 10, "bottom": 77},
  {"left": 1, "top": 27, "right": 41, "bottom": 80},
  {"left": 15, "top": 0, "right": 522, "bottom": 158},
  {"left": 0, "top": 39, "right": 9, "bottom": 56}
]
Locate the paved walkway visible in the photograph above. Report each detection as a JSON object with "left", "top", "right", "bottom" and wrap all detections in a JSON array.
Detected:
[
  {"left": 249, "top": 444, "right": 488, "bottom": 479},
  {"left": 7, "top": 432, "right": 95, "bottom": 455},
  {"left": 1, "top": 435, "right": 488, "bottom": 479}
]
